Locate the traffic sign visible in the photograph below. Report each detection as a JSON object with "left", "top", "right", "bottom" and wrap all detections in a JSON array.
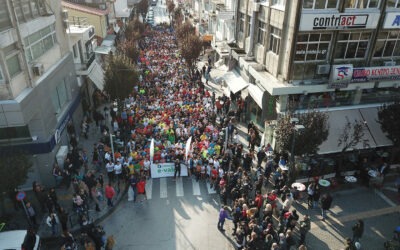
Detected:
[{"left": 16, "top": 191, "right": 26, "bottom": 201}]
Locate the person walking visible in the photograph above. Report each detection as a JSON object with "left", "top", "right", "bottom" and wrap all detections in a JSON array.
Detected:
[
  {"left": 352, "top": 219, "right": 364, "bottom": 243},
  {"left": 320, "top": 192, "right": 333, "bottom": 221},
  {"left": 105, "top": 183, "right": 116, "bottom": 207},
  {"left": 26, "top": 202, "right": 37, "bottom": 227},
  {"left": 46, "top": 212, "right": 60, "bottom": 235},
  {"left": 299, "top": 215, "right": 311, "bottom": 246},
  {"left": 173, "top": 159, "right": 181, "bottom": 180},
  {"left": 217, "top": 206, "right": 231, "bottom": 231},
  {"left": 136, "top": 177, "right": 147, "bottom": 202}
]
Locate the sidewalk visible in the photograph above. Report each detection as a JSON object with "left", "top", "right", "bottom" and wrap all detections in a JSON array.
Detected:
[{"left": 0, "top": 103, "right": 127, "bottom": 241}]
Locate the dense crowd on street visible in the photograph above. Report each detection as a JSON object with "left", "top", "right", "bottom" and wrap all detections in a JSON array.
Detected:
[{"left": 21, "top": 24, "right": 385, "bottom": 250}]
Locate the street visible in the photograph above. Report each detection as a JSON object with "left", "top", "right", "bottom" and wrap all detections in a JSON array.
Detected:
[
  {"left": 153, "top": 0, "right": 170, "bottom": 25},
  {"left": 98, "top": 177, "right": 399, "bottom": 250},
  {"left": 100, "top": 177, "right": 235, "bottom": 250}
]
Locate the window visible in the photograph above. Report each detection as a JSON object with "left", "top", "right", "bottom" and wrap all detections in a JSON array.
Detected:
[
  {"left": 0, "top": 1, "right": 12, "bottom": 32},
  {"left": 269, "top": 26, "right": 282, "bottom": 54},
  {"left": 51, "top": 80, "right": 68, "bottom": 114},
  {"left": 72, "top": 44, "right": 78, "bottom": 58},
  {"left": 272, "top": 0, "right": 286, "bottom": 6},
  {"left": 295, "top": 33, "right": 332, "bottom": 61},
  {"left": 334, "top": 32, "right": 371, "bottom": 59},
  {"left": 373, "top": 31, "right": 400, "bottom": 57},
  {"left": 257, "top": 21, "right": 266, "bottom": 44},
  {"left": 12, "top": 0, "right": 45, "bottom": 23},
  {"left": 387, "top": 0, "right": 400, "bottom": 7},
  {"left": 0, "top": 67, "right": 4, "bottom": 83},
  {"left": 344, "top": 0, "right": 381, "bottom": 8},
  {"left": 24, "top": 24, "right": 57, "bottom": 62},
  {"left": 303, "top": 0, "right": 338, "bottom": 9},
  {"left": 246, "top": 16, "right": 251, "bottom": 37},
  {"left": 239, "top": 13, "right": 245, "bottom": 33},
  {"left": 0, "top": 125, "right": 31, "bottom": 140},
  {"left": 4, "top": 44, "right": 22, "bottom": 78}
]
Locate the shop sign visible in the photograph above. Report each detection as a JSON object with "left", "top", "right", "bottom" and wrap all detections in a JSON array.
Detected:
[
  {"left": 300, "top": 13, "right": 379, "bottom": 31},
  {"left": 383, "top": 12, "right": 400, "bottom": 29},
  {"left": 352, "top": 65, "right": 400, "bottom": 82},
  {"left": 328, "top": 64, "right": 353, "bottom": 88}
]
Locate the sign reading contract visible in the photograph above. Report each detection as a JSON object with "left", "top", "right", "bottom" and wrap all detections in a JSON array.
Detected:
[
  {"left": 300, "top": 13, "right": 379, "bottom": 31},
  {"left": 150, "top": 163, "right": 188, "bottom": 178}
]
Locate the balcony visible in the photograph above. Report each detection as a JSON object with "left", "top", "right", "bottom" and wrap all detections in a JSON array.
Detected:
[{"left": 75, "top": 53, "right": 96, "bottom": 74}]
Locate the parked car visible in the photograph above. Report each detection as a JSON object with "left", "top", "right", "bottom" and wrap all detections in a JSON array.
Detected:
[{"left": 0, "top": 230, "right": 41, "bottom": 249}]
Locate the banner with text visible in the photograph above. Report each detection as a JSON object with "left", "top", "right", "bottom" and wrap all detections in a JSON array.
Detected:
[
  {"left": 150, "top": 163, "right": 188, "bottom": 178},
  {"left": 352, "top": 65, "right": 400, "bottom": 82}
]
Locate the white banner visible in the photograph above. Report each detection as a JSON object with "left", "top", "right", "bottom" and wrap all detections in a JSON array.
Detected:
[{"left": 150, "top": 163, "right": 188, "bottom": 178}]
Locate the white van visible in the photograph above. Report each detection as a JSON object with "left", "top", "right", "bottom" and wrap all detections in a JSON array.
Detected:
[{"left": 0, "top": 230, "right": 40, "bottom": 250}]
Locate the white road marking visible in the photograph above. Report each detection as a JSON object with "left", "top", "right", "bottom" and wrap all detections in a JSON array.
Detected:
[
  {"left": 192, "top": 178, "right": 201, "bottom": 196},
  {"left": 206, "top": 182, "right": 216, "bottom": 194},
  {"left": 160, "top": 178, "right": 167, "bottom": 198},
  {"left": 176, "top": 177, "right": 184, "bottom": 197},
  {"left": 145, "top": 178, "right": 152, "bottom": 200}
]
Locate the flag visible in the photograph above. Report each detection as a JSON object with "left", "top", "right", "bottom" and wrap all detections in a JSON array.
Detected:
[
  {"left": 185, "top": 136, "right": 192, "bottom": 161},
  {"left": 150, "top": 138, "right": 154, "bottom": 163}
]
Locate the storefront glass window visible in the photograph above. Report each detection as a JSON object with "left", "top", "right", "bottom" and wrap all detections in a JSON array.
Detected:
[
  {"left": 334, "top": 31, "right": 371, "bottom": 59},
  {"left": 373, "top": 30, "right": 400, "bottom": 58},
  {"left": 295, "top": 33, "right": 331, "bottom": 61},
  {"left": 303, "top": 0, "right": 338, "bottom": 8}
]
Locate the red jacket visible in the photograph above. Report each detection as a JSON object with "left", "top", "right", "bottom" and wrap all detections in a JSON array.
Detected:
[
  {"left": 137, "top": 180, "right": 146, "bottom": 194},
  {"left": 105, "top": 185, "right": 115, "bottom": 199}
]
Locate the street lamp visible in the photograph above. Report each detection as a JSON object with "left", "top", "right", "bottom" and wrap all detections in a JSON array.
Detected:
[{"left": 290, "top": 118, "right": 305, "bottom": 173}]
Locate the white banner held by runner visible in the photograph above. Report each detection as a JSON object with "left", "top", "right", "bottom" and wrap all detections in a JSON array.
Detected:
[{"left": 185, "top": 136, "right": 192, "bottom": 161}]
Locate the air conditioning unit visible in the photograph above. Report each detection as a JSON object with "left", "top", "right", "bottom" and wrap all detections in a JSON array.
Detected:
[
  {"left": 316, "top": 64, "right": 330, "bottom": 75},
  {"left": 384, "top": 61, "right": 395, "bottom": 66},
  {"left": 32, "top": 63, "right": 44, "bottom": 76}
]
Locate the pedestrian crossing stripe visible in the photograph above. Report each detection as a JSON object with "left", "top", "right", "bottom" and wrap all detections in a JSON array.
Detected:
[
  {"left": 145, "top": 178, "right": 152, "bottom": 200},
  {"left": 176, "top": 177, "right": 184, "bottom": 197},
  {"left": 206, "top": 182, "right": 217, "bottom": 194},
  {"left": 192, "top": 179, "right": 201, "bottom": 196},
  {"left": 160, "top": 178, "right": 167, "bottom": 198},
  {"left": 142, "top": 177, "right": 218, "bottom": 200}
]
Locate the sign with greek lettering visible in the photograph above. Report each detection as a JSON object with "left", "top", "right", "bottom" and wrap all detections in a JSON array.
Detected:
[
  {"left": 150, "top": 163, "right": 188, "bottom": 178},
  {"left": 383, "top": 12, "right": 400, "bottom": 29},
  {"left": 300, "top": 13, "right": 379, "bottom": 31},
  {"left": 352, "top": 66, "right": 400, "bottom": 82}
]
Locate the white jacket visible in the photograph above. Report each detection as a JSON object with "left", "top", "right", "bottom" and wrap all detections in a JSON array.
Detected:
[{"left": 46, "top": 213, "right": 59, "bottom": 227}]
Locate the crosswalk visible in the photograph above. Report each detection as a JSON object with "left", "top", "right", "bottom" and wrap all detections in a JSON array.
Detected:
[{"left": 141, "top": 177, "right": 219, "bottom": 200}]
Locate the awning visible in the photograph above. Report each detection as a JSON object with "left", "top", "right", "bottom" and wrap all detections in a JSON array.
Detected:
[
  {"left": 248, "top": 84, "right": 263, "bottom": 108},
  {"left": 318, "top": 109, "right": 377, "bottom": 155},
  {"left": 203, "top": 34, "right": 213, "bottom": 42},
  {"left": 88, "top": 62, "right": 104, "bottom": 90},
  {"left": 221, "top": 71, "right": 249, "bottom": 94},
  {"left": 359, "top": 107, "right": 393, "bottom": 147}
]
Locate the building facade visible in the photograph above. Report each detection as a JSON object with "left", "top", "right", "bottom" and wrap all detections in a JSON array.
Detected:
[
  {"left": 0, "top": 0, "right": 83, "bottom": 187},
  {"left": 218, "top": 0, "right": 399, "bottom": 154}
]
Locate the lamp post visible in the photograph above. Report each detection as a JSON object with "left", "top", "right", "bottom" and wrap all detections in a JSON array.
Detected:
[{"left": 290, "top": 118, "right": 304, "bottom": 174}]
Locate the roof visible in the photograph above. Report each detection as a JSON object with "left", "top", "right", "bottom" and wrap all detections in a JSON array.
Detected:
[{"left": 62, "top": 1, "right": 109, "bottom": 16}]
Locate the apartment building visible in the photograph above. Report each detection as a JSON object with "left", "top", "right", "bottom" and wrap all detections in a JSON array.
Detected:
[
  {"left": 0, "top": 0, "right": 82, "bottom": 187},
  {"left": 207, "top": 0, "right": 399, "bottom": 154}
]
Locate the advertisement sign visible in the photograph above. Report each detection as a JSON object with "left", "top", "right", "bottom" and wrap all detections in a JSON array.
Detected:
[
  {"left": 150, "top": 163, "right": 188, "bottom": 178},
  {"left": 300, "top": 13, "right": 379, "bottom": 31},
  {"left": 328, "top": 64, "right": 353, "bottom": 89},
  {"left": 352, "top": 65, "right": 400, "bottom": 82},
  {"left": 383, "top": 12, "right": 400, "bottom": 29}
]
